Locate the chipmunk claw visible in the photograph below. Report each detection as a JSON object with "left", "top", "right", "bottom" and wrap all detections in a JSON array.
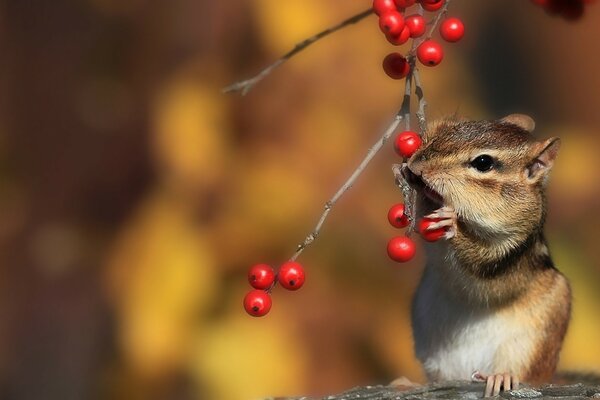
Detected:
[
  {"left": 425, "top": 205, "right": 455, "bottom": 220},
  {"left": 471, "top": 371, "right": 519, "bottom": 397},
  {"left": 425, "top": 206, "right": 457, "bottom": 240}
]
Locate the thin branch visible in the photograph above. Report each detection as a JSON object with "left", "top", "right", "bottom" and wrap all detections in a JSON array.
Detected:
[
  {"left": 413, "top": 67, "right": 428, "bottom": 141},
  {"left": 290, "top": 80, "right": 413, "bottom": 261},
  {"left": 223, "top": 8, "right": 373, "bottom": 96},
  {"left": 392, "top": 163, "right": 417, "bottom": 234},
  {"left": 403, "top": 69, "right": 413, "bottom": 131}
]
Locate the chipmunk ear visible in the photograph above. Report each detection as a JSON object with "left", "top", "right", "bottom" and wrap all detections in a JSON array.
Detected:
[
  {"left": 526, "top": 137, "right": 561, "bottom": 183},
  {"left": 500, "top": 114, "right": 536, "bottom": 132}
]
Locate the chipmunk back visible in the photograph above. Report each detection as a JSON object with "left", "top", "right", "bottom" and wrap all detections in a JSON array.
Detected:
[{"left": 404, "top": 114, "right": 571, "bottom": 397}]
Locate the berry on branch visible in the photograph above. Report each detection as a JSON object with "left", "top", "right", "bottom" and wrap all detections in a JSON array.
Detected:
[
  {"left": 405, "top": 14, "right": 426, "bottom": 38},
  {"left": 387, "top": 236, "right": 416, "bottom": 262},
  {"left": 417, "top": 40, "right": 444, "bottom": 67},
  {"left": 278, "top": 261, "right": 306, "bottom": 290},
  {"left": 395, "top": 0, "right": 417, "bottom": 8},
  {"left": 248, "top": 263, "right": 276, "bottom": 290},
  {"left": 394, "top": 130, "right": 422, "bottom": 158},
  {"left": 244, "top": 290, "right": 272, "bottom": 317},
  {"left": 440, "top": 17, "right": 465, "bottom": 42},
  {"left": 379, "top": 11, "right": 405, "bottom": 36},
  {"left": 383, "top": 53, "right": 411, "bottom": 79},
  {"left": 373, "top": 0, "right": 398, "bottom": 16},
  {"left": 388, "top": 203, "right": 410, "bottom": 228},
  {"left": 421, "top": 0, "right": 446, "bottom": 12},
  {"left": 386, "top": 26, "right": 411, "bottom": 46}
]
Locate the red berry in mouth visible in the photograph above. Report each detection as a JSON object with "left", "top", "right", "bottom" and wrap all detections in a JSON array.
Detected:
[
  {"left": 278, "top": 261, "right": 305, "bottom": 290},
  {"left": 244, "top": 290, "right": 272, "bottom": 317},
  {"left": 440, "top": 17, "right": 465, "bottom": 42},
  {"left": 394, "top": 130, "right": 422, "bottom": 158},
  {"left": 421, "top": 0, "right": 445, "bottom": 11},
  {"left": 379, "top": 11, "right": 405, "bottom": 36},
  {"left": 388, "top": 203, "right": 410, "bottom": 228},
  {"left": 248, "top": 263, "right": 275, "bottom": 290},
  {"left": 405, "top": 14, "right": 426, "bottom": 38},
  {"left": 382, "top": 52, "right": 410, "bottom": 79},
  {"left": 417, "top": 40, "right": 444, "bottom": 67},
  {"left": 418, "top": 218, "right": 447, "bottom": 242},
  {"left": 387, "top": 236, "right": 417, "bottom": 262},
  {"left": 373, "top": 0, "right": 398, "bottom": 16}
]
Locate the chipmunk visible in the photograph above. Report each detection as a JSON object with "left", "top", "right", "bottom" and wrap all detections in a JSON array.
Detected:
[{"left": 403, "top": 114, "right": 571, "bottom": 397}]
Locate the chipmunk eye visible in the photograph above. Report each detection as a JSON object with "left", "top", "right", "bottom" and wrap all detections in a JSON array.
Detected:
[{"left": 470, "top": 154, "right": 495, "bottom": 172}]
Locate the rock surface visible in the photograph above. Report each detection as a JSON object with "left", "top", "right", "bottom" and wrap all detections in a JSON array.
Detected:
[{"left": 269, "top": 380, "right": 600, "bottom": 400}]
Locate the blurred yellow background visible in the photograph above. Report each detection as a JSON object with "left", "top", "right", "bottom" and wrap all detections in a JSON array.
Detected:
[{"left": 1, "top": 1, "right": 600, "bottom": 399}]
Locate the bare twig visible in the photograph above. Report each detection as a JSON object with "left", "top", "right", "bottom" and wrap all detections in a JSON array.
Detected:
[
  {"left": 392, "top": 163, "right": 417, "bottom": 233},
  {"left": 403, "top": 69, "right": 413, "bottom": 131},
  {"left": 223, "top": 8, "right": 373, "bottom": 96},
  {"left": 290, "top": 113, "right": 404, "bottom": 260},
  {"left": 413, "top": 67, "right": 428, "bottom": 141}
]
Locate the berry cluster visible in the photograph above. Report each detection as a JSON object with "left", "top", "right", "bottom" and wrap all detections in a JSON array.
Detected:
[
  {"left": 373, "top": 0, "right": 465, "bottom": 79},
  {"left": 386, "top": 130, "right": 449, "bottom": 263},
  {"left": 243, "top": 261, "right": 305, "bottom": 317},
  {"left": 531, "top": 0, "right": 596, "bottom": 20}
]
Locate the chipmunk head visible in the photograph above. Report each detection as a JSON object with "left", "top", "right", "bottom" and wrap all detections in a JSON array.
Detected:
[{"left": 405, "top": 114, "right": 560, "bottom": 241}]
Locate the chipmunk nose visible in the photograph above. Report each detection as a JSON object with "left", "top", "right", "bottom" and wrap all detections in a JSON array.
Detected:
[{"left": 406, "top": 159, "right": 423, "bottom": 176}]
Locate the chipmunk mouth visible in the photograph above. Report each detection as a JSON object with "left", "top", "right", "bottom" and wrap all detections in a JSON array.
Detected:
[{"left": 402, "top": 167, "right": 444, "bottom": 207}]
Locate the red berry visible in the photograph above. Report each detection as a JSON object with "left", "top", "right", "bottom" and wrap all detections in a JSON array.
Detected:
[
  {"left": 278, "top": 261, "right": 305, "bottom": 290},
  {"left": 373, "top": 0, "right": 398, "bottom": 16},
  {"left": 379, "top": 11, "right": 405, "bottom": 36},
  {"left": 395, "top": 0, "right": 416, "bottom": 7},
  {"left": 440, "top": 17, "right": 465, "bottom": 42},
  {"left": 248, "top": 263, "right": 275, "bottom": 290},
  {"left": 418, "top": 218, "right": 446, "bottom": 242},
  {"left": 243, "top": 290, "right": 272, "bottom": 317},
  {"left": 382, "top": 52, "right": 410, "bottom": 79},
  {"left": 388, "top": 203, "right": 410, "bottom": 228},
  {"left": 416, "top": 40, "right": 444, "bottom": 67},
  {"left": 394, "top": 130, "right": 422, "bottom": 158},
  {"left": 421, "top": 0, "right": 445, "bottom": 11},
  {"left": 405, "top": 14, "right": 426, "bottom": 38},
  {"left": 387, "top": 236, "right": 416, "bottom": 262},
  {"left": 386, "top": 25, "right": 411, "bottom": 46}
]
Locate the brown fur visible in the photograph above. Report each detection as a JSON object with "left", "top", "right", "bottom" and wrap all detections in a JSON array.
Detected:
[{"left": 408, "top": 115, "right": 571, "bottom": 384}]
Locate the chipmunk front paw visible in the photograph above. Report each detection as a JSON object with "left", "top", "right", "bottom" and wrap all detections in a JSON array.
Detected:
[
  {"left": 425, "top": 206, "right": 457, "bottom": 239},
  {"left": 471, "top": 370, "right": 520, "bottom": 397}
]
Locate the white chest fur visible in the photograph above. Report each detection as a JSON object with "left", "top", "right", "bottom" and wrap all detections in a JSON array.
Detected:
[{"left": 411, "top": 267, "right": 538, "bottom": 380}]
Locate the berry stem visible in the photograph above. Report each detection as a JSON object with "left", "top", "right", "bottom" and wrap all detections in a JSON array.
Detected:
[
  {"left": 222, "top": 8, "right": 373, "bottom": 96},
  {"left": 406, "top": 0, "right": 452, "bottom": 59},
  {"left": 425, "top": 0, "right": 451, "bottom": 39},
  {"left": 403, "top": 68, "right": 413, "bottom": 131},
  {"left": 392, "top": 163, "right": 417, "bottom": 234},
  {"left": 413, "top": 67, "right": 428, "bottom": 141}
]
